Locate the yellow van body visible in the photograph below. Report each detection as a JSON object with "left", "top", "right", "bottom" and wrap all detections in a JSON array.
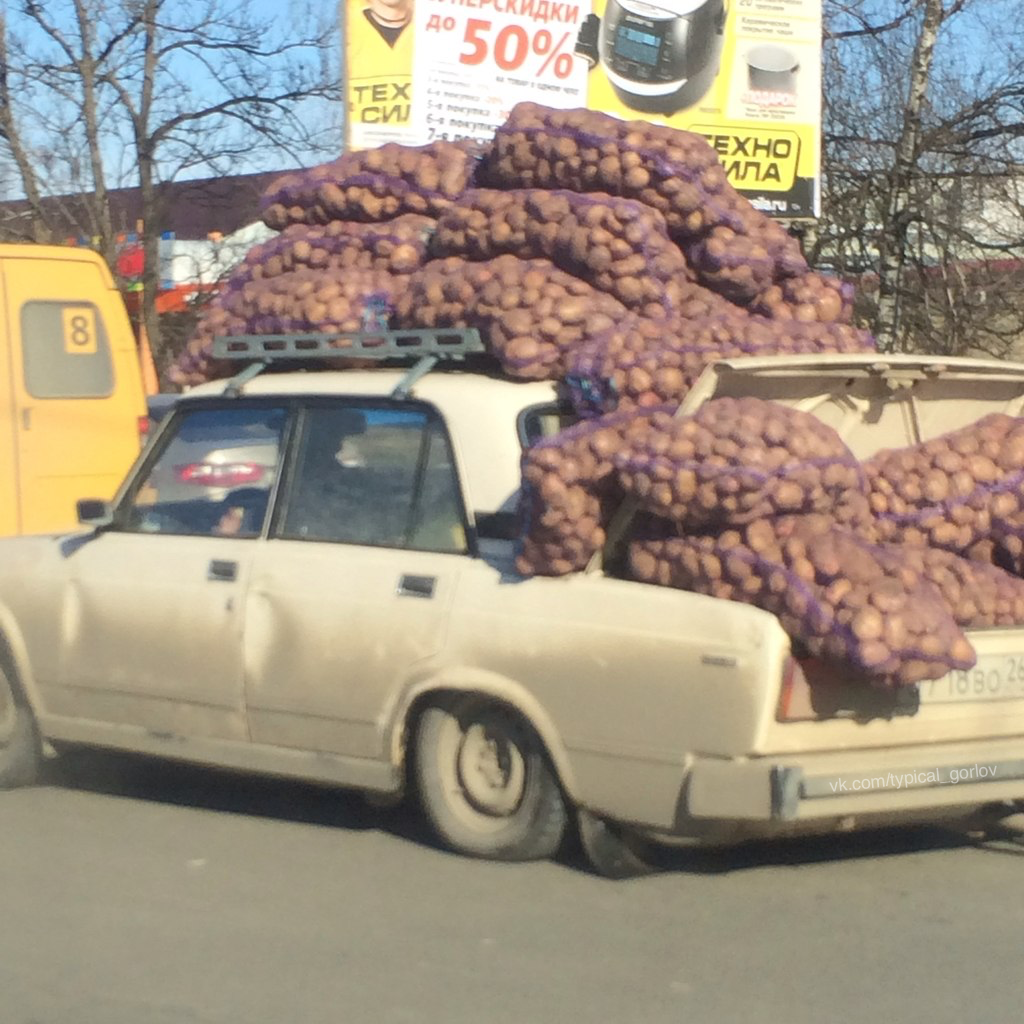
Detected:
[{"left": 0, "top": 244, "right": 147, "bottom": 537}]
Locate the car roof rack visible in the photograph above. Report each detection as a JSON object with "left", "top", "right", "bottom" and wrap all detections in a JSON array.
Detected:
[{"left": 210, "top": 328, "right": 488, "bottom": 399}]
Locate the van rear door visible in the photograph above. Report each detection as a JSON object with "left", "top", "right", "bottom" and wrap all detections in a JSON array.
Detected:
[{"left": 1, "top": 248, "right": 146, "bottom": 535}]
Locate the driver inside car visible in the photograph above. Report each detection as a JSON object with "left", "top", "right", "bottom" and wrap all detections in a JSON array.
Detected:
[
  {"left": 284, "top": 409, "right": 379, "bottom": 543},
  {"left": 214, "top": 487, "right": 271, "bottom": 536}
]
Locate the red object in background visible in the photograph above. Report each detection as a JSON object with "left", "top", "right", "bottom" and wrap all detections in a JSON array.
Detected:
[
  {"left": 120, "top": 283, "right": 218, "bottom": 396},
  {"left": 156, "top": 283, "right": 217, "bottom": 313},
  {"left": 120, "top": 283, "right": 218, "bottom": 315},
  {"left": 174, "top": 462, "right": 267, "bottom": 487},
  {"left": 116, "top": 241, "right": 145, "bottom": 279}
]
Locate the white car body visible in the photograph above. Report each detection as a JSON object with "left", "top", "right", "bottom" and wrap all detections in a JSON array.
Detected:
[{"left": 2, "top": 353, "right": 1024, "bottom": 867}]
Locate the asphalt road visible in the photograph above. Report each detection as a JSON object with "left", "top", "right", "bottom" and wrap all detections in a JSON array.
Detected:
[{"left": 1, "top": 750, "right": 1022, "bottom": 1024}]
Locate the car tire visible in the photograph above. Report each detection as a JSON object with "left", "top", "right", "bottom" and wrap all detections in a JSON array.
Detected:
[
  {"left": 414, "top": 695, "right": 568, "bottom": 862},
  {"left": 0, "top": 661, "right": 42, "bottom": 789},
  {"left": 577, "top": 808, "right": 662, "bottom": 879}
]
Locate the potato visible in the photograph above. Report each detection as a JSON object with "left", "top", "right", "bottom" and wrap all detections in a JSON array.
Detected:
[
  {"left": 515, "top": 407, "right": 668, "bottom": 577},
  {"left": 182, "top": 108, "right": 1024, "bottom": 696},
  {"left": 567, "top": 307, "right": 874, "bottom": 415}
]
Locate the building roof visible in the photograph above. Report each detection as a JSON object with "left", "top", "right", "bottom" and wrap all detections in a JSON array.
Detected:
[{"left": 0, "top": 168, "right": 297, "bottom": 244}]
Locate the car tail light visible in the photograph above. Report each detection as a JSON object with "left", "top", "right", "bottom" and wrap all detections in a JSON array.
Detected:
[
  {"left": 777, "top": 656, "right": 818, "bottom": 722},
  {"left": 139, "top": 415, "right": 152, "bottom": 446},
  {"left": 174, "top": 462, "right": 266, "bottom": 487}
]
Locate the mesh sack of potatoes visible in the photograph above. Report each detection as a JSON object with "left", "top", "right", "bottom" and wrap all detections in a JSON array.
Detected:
[
  {"left": 260, "top": 140, "right": 481, "bottom": 228},
  {"left": 430, "top": 188, "right": 691, "bottom": 316},
  {"left": 227, "top": 217, "right": 435, "bottom": 288},
  {"left": 750, "top": 271, "right": 856, "bottom": 325},
  {"left": 897, "top": 545, "right": 1024, "bottom": 628},
  {"left": 392, "top": 255, "right": 479, "bottom": 327},
  {"left": 682, "top": 217, "right": 805, "bottom": 306},
  {"left": 516, "top": 406, "right": 671, "bottom": 576},
  {"left": 865, "top": 414, "right": 1024, "bottom": 559},
  {"left": 561, "top": 283, "right": 750, "bottom": 413},
  {"left": 167, "top": 305, "right": 250, "bottom": 389},
  {"left": 610, "top": 399, "right": 867, "bottom": 529},
  {"left": 627, "top": 513, "right": 975, "bottom": 687},
  {"left": 567, "top": 310, "right": 876, "bottom": 414},
  {"left": 477, "top": 102, "right": 808, "bottom": 304},
  {"left": 214, "top": 266, "right": 398, "bottom": 335},
  {"left": 170, "top": 268, "right": 400, "bottom": 388},
  {"left": 515, "top": 479, "right": 609, "bottom": 578},
  {"left": 394, "top": 255, "right": 628, "bottom": 380},
  {"left": 965, "top": 531, "right": 1024, "bottom": 578}
]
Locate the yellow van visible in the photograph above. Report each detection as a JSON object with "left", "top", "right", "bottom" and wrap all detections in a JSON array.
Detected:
[{"left": 0, "top": 244, "right": 147, "bottom": 536}]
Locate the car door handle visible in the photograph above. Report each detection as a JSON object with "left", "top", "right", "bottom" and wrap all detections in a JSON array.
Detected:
[
  {"left": 397, "top": 574, "right": 436, "bottom": 599},
  {"left": 208, "top": 559, "right": 238, "bottom": 582}
]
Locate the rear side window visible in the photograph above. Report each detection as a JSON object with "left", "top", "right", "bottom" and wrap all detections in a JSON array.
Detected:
[
  {"left": 21, "top": 300, "right": 114, "bottom": 398},
  {"left": 518, "top": 403, "right": 578, "bottom": 448},
  {"left": 280, "top": 402, "right": 468, "bottom": 553}
]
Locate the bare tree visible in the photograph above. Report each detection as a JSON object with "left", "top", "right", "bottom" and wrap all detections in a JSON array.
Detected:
[
  {"left": 0, "top": 0, "right": 339, "bottom": 361},
  {"left": 819, "top": 0, "right": 1024, "bottom": 356},
  {"left": 873, "top": 0, "right": 949, "bottom": 346},
  {"left": 0, "top": 10, "right": 81, "bottom": 241}
]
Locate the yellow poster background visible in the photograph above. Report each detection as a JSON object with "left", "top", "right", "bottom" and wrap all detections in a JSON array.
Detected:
[
  {"left": 583, "top": 0, "right": 820, "bottom": 217},
  {"left": 344, "top": 0, "right": 418, "bottom": 150},
  {"left": 343, "top": 1, "right": 822, "bottom": 217}
]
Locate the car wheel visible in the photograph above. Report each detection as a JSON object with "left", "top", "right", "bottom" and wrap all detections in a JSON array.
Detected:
[
  {"left": 0, "top": 661, "right": 42, "bottom": 789},
  {"left": 414, "top": 695, "right": 568, "bottom": 861},
  {"left": 577, "top": 808, "right": 663, "bottom": 879}
]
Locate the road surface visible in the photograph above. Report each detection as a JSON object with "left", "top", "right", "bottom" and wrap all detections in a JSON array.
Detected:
[{"left": 1, "top": 750, "right": 1021, "bottom": 1024}]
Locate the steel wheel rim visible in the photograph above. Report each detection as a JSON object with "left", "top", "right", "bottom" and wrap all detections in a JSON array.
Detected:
[
  {"left": 456, "top": 719, "right": 526, "bottom": 817},
  {"left": 435, "top": 703, "right": 529, "bottom": 832}
]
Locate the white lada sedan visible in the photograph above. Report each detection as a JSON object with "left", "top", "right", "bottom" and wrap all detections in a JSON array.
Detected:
[{"left": 3, "top": 339, "right": 1024, "bottom": 876}]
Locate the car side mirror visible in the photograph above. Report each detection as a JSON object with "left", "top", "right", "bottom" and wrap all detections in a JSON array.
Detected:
[{"left": 77, "top": 498, "right": 113, "bottom": 527}]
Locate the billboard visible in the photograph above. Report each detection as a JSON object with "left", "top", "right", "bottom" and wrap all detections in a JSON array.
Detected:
[
  {"left": 343, "top": 0, "right": 821, "bottom": 217},
  {"left": 343, "top": 0, "right": 417, "bottom": 149}
]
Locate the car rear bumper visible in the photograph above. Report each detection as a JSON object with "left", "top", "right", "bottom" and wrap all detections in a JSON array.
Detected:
[{"left": 684, "top": 736, "right": 1024, "bottom": 831}]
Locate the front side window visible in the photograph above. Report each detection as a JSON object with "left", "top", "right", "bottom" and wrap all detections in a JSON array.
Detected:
[
  {"left": 280, "top": 403, "right": 467, "bottom": 553},
  {"left": 120, "top": 404, "right": 287, "bottom": 537},
  {"left": 21, "top": 301, "right": 114, "bottom": 398}
]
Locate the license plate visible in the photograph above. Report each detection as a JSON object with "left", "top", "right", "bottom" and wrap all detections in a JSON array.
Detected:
[{"left": 921, "top": 654, "right": 1024, "bottom": 704}]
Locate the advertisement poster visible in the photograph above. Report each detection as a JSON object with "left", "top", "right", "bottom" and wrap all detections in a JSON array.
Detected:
[
  {"left": 343, "top": 0, "right": 418, "bottom": 149},
  {"left": 343, "top": 0, "right": 822, "bottom": 217},
  {"left": 411, "top": 0, "right": 592, "bottom": 143}
]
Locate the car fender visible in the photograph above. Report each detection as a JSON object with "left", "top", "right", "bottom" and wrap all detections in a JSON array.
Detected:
[
  {"left": 386, "top": 666, "right": 581, "bottom": 801},
  {"left": 0, "top": 532, "right": 88, "bottom": 720},
  {"left": 0, "top": 603, "right": 42, "bottom": 716}
]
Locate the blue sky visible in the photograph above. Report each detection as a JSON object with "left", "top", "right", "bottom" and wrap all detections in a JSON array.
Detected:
[{"left": 0, "top": 0, "right": 345, "bottom": 197}]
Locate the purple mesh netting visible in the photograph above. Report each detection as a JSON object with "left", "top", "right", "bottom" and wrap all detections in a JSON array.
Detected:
[
  {"left": 628, "top": 515, "right": 975, "bottom": 687},
  {"left": 225, "top": 218, "right": 435, "bottom": 287},
  {"left": 477, "top": 102, "right": 808, "bottom": 303},
  {"left": 430, "top": 188, "right": 692, "bottom": 316},
  {"left": 260, "top": 141, "right": 480, "bottom": 227}
]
